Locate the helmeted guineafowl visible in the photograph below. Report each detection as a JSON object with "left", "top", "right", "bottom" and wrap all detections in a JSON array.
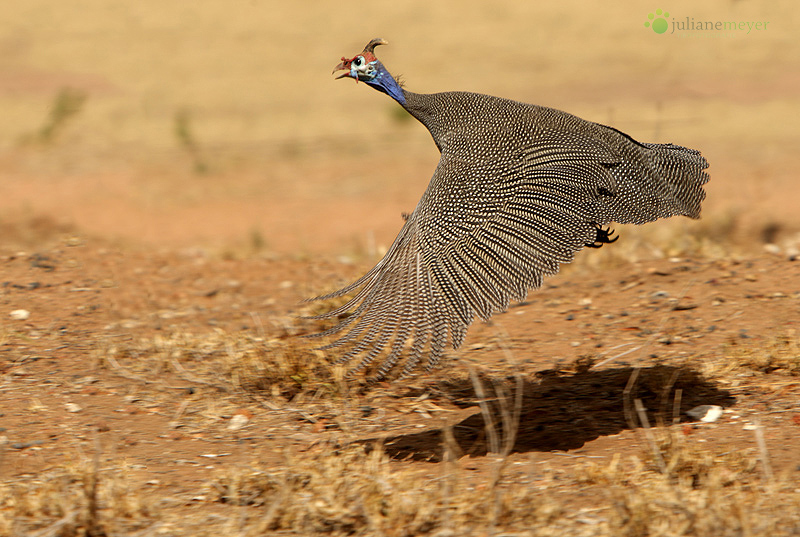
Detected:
[{"left": 307, "top": 38, "right": 709, "bottom": 379}]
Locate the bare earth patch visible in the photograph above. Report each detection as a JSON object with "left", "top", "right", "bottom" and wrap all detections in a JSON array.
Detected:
[{"left": 1, "top": 235, "right": 799, "bottom": 535}]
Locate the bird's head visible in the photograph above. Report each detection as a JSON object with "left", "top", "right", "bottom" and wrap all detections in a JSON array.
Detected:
[{"left": 333, "top": 38, "right": 405, "bottom": 104}]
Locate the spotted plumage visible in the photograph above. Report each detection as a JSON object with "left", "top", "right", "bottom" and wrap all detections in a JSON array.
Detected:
[{"left": 308, "top": 38, "right": 709, "bottom": 379}]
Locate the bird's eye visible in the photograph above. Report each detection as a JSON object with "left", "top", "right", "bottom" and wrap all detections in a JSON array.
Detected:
[{"left": 353, "top": 56, "right": 364, "bottom": 68}]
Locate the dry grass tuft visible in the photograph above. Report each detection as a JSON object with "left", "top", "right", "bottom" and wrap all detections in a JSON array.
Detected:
[
  {"left": 230, "top": 337, "right": 345, "bottom": 401},
  {"left": 198, "top": 430, "right": 800, "bottom": 536},
  {"left": 208, "top": 443, "right": 560, "bottom": 536},
  {"left": 651, "top": 432, "right": 758, "bottom": 488},
  {"left": 99, "top": 328, "right": 350, "bottom": 401},
  {"left": 723, "top": 331, "right": 800, "bottom": 376},
  {"left": 578, "top": 432, "right": 800, "bottom": 537},
  {"left": 701, "top": 331, "right": 800, "bottom": 386},
  {"left": 0, "top": 457, "right": 153, "bottom": 536}
]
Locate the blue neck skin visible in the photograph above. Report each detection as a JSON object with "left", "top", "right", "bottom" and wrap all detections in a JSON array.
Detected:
[{"left": 364, "top": 61, "right": 406, "bottom": 105}]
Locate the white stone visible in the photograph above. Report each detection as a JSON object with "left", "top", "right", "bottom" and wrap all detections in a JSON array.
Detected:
[
  {"left": 686, "top": 405, "right": 723, "bottom": 423},
  {"left": 228, "top": 413, "right": 250, "bottom": 431},
  {"left": 10, "top": 309, "right": 30, "bottom": 321}
]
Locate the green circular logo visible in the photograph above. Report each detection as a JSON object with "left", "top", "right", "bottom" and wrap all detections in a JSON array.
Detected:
[{"left": 645, "top": 9, "right": 670, "bottom": 34}]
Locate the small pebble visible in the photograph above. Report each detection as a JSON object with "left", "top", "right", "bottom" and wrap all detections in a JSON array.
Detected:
[
  {"left": 9, "top": 309, "right": 30, "bottom": 321},
  {"left": 65, "top": 403, "right": 82, "bottom": 413},
  {"left": 228, "top": 413, "right": 249, "bottom": 431},
  {"left": 686, "top": 405, "right": 723, "bottom": 423},
  {"left": 11, "top": 440, "right": 45, "bottom": 450}
]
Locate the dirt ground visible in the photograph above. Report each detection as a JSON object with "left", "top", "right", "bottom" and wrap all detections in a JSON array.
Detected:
[
  {"left": 2, "top": 2, "right": 800, "bottom": 535},
  {"left": 2, "top": 206, "right": 800, "bottom": 535}
]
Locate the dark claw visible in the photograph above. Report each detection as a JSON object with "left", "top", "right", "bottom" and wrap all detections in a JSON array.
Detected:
[{"left": 585, "top": 225, "right": 619, "bottom": 248}]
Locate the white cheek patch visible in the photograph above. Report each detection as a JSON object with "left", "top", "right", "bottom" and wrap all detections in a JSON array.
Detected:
[{"left": 361, "top": 61, "right": 378, "bottom": 80}]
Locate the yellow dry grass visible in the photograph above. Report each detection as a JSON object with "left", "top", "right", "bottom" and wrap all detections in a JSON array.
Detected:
[{"left": 4, "top": 332, "right": 800, "bottom": 536}]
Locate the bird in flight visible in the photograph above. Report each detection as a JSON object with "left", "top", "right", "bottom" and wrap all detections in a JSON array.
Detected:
[{"left": 306, "top": 38, "right": 709, "bottom": 380}]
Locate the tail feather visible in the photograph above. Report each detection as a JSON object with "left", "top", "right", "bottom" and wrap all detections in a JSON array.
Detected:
[
  {"left": 644, "top": 142, "right": 710, "bottom": 219},
  {"left": 595, "top": 140, "right": 709, "bottom": 225}
]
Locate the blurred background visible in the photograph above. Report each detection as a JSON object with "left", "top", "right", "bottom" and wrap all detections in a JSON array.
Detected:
[{"left": 1, "top": 0, "right": 797, "bottom": 259}]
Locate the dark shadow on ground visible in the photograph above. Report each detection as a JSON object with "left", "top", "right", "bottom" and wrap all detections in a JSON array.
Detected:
[{"left": 372, "top": 365, "right": 735, "bottom": 461}]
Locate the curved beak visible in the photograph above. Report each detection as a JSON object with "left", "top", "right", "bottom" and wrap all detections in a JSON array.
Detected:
[{"left": 333, "top": 57, "right": 355, "bottom": 80}]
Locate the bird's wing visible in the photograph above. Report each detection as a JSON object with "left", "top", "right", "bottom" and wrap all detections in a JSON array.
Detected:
[{"left": 307, "top": 128, "right": 632, "bottom": 379}]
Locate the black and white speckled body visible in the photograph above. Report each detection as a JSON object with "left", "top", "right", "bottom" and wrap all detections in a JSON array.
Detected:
[{"left": 311, "top": 39, "right": 709, "bottom": 379}]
